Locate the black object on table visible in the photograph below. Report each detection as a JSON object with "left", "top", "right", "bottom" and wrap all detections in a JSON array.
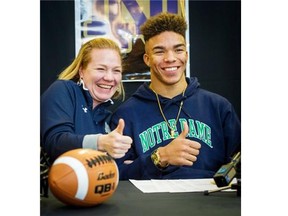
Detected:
[{"left": 41, "top": 180, "right": 240, "bottom": 216}]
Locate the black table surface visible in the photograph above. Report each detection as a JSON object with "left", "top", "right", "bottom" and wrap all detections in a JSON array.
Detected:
[{"left": 41, "top": 180, "right": 241, "bottom": 216}]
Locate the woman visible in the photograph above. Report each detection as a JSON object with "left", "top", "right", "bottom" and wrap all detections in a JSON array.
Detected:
[{"left": 41, "top": 37, "right": 132, "bottom": 163}]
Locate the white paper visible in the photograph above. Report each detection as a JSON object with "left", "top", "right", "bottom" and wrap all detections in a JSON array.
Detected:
[{"left": 129, "top": 178, "right": 237, "bottom": 193}]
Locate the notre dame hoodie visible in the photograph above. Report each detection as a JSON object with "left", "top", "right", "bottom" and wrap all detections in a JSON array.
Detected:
[{"left": 110, "top": 77, "right": 241, "bottom": 180}]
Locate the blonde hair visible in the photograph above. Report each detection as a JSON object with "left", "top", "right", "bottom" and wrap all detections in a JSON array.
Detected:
[{"left": 58, "top": 37, "right": 125, "bottom": 100}]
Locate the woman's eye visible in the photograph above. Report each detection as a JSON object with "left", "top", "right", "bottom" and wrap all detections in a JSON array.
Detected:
[
  {"left": 96, "top": 68, "right": 105, "bottom": 71},
  {"left": 113, "top": 70, "right": 122, "bottom": 74}
]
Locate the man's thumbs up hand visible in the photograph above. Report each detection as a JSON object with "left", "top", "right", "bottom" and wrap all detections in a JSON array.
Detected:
[{"left": 157, "top": 121, "right": 201, "bottom": 166}]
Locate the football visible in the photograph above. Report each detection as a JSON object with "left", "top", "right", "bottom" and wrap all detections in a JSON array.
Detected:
[{"left": 48, "top": 149, "right": 119, "bottom": 207}]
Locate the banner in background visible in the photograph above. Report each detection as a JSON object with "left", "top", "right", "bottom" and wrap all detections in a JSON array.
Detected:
[{"left": 75, "top": 0, "right": 189, "bottom": 81}]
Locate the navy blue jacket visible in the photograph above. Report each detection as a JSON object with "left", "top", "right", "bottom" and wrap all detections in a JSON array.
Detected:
[
  {"left": 110, "top": 77, "right": 241, "bottom": 180},
  {"left": 41, "top": 80, "right": 113, "bottom": 162}
]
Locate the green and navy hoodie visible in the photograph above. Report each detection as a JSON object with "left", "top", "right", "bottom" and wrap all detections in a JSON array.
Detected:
[
  {"left": 110, "top": 77, "right": 241, "bottom": 180},
  {"left": 41, "top": 80, "right": 113, "bottom": 163}
]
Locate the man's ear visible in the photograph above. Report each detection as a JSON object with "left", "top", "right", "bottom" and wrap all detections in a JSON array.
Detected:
[
  {"left": 143, "top": 53, "right": 150, "bottom": 67},
  {"left": 185, "top": 50, "right": 189, "bottom": 63}
]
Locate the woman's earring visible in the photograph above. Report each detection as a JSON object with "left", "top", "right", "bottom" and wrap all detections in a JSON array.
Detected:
[
  {"left": 77, "top": 77, "right": 83, "bottom": 85},
  {"left": 78, "top": 77, "right": 88, "bottom": 90}
]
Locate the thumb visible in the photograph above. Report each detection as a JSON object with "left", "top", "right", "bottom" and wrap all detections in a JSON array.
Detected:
[
  {"left": 115, "top": 118, "right": 125, "bottom": 135},
  {"left": 179, "top": 122, "right": 189, "bottom": 138}
]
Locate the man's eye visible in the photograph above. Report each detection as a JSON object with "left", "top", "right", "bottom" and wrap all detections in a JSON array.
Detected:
[
  {"left": 154, "top": 50, "right": 164, "bottom": 54},
  {"left": 175, "top": 49, "right": 185, "bottom": 53}
]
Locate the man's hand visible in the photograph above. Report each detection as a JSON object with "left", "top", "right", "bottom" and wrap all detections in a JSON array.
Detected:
[{"left": 158, "top": 122, "right": 201, "bottom": 166}]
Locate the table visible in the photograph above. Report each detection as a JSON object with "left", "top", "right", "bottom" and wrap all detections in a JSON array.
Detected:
[{"left": 41, "top": 181, "right": 240, "bottom": 216}]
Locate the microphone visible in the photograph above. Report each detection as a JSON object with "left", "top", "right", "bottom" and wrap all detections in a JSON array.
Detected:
[{"left": 213, "top": 152, "right": 241, "bottom": 188}]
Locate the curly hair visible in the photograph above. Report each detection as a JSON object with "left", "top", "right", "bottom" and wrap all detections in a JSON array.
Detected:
[{"left": 140, "top": 12, "right": 187, "bottom": 42}]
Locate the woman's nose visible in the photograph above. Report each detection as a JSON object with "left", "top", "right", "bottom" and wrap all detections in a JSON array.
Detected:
[{"left": 103, "top": 70, "right": 114, "bottom": 81}]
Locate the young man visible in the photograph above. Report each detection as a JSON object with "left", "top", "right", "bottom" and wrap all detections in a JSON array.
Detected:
[{"left": 110, "top": 12, "right": 241, "bottom": 180}]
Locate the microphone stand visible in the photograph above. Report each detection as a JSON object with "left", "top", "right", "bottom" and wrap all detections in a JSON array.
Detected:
[
  {"left": 204, "top": 185, "right": 231, "bottom": 195},
  {"left": 203, "top": 178, "right": 241, "bottom": 196},
  {"left": 204, "top": 152, "right": 241, "bottom": 196}
]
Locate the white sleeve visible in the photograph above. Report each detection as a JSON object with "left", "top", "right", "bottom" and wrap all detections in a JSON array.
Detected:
[{"left": 82, "top": 134, "right": 102, "bottom": 150}]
